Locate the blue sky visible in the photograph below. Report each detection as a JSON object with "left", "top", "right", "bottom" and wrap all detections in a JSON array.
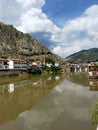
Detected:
[
  {"left": 42, "top": 0, "right": 98, "bottom": 27},
  {"left": 0, "top": 0, "right": 98, "bottom": 58}
]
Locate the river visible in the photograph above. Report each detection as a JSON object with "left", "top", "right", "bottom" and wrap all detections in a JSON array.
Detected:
[{"left": 0, "top": 73, "right": 98, "bottom": 130}]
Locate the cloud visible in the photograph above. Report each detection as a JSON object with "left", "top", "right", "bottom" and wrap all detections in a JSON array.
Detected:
[
  {"left": 52, "top": 5, "right": 98, "bottom": 57},
  {"left": 15, "top": 0, "right": 60, "bottom": 34},
  {"left": 17, "top": 8, "right": 60, "bottom": 33},
  {"left": 0, "top": 1, "right": 98, "bottom": 58},
  {"left": 16, "top": 0, "right": 45, "bottom": 8},
  {"left": 0, "top": 0, "right": 21, "bottom": 24},
  {"left": 0, "top": 0, "right": 60, "bottom": 49}
]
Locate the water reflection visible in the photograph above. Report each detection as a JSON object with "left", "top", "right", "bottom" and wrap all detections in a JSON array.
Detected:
[
  {"left": 0, "top": 73, "right": 98, "bottom": 130},
  {"left": 55, "top": 76, "right": 60, "bottom": 80},
  {"left": 66, "top": 72, "right": 89, "bottom": 86},
  {"left": 8, "top": 84, "right": 14, "bottom": 93},
  {"left": 89, "top": 80, "right": 98, "bottom": 91},
  {"left": 0, "top": 74, "right": 64, "bottom": 126},
  {"left": 0, "top": 76, "right": 98, "bottom": 130}
]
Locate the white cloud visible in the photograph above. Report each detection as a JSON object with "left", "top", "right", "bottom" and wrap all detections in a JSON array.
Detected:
[
  {"left": 0, "top": 0, "right": 21, "bottom": 24},
  {"left": 14, "top": 0, "right": 60, "bottom": 35},
  {"left": 0, "top": 0, "right": 60, "bottom": 42},
  {"left": 52, "top": 5, "right": 98, "bottom": 57},
  {"left": 84, "top": 5, "right": 98, "bottom": 17},
  {"left": 16, "top": 0, "right": 45, "bottom": 8},
  {"left": 17, "top": 8, "right": 60, "bottom": 33},
  {"left": 52, "top": 39, "right": 88, "bottom": 58}
]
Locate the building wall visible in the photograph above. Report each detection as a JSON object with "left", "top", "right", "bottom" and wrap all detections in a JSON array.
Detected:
[
  {"left": 0, "top": 59, "right": 27, "bottom": 71},
  {"left": 8, "top": 60, "right": 14, "bottom": 69}
]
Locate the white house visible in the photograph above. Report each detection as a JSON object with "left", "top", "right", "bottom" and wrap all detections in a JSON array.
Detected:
[
  {"left": 0, "top": 58, "right": 27, "bottom": 71},
  {"left": 8, "top": 60, "right": 14, "bottom": 69},
  {"left": 55, "top": 62, "right": 60, "bottom": 67}
]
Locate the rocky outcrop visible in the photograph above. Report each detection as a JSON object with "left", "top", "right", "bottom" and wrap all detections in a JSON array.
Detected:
[{"left": 0, "top": 22, "right": 63, "bottom": 62}]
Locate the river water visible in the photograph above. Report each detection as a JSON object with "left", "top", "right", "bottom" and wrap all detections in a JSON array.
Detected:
[{"left": 0, "top": 73, "right": 98, "bottom": 130}]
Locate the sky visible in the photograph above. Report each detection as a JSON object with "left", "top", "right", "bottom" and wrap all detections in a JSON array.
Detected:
[{"left": 0, "top": 0, "right": 98, "bottom": 58}]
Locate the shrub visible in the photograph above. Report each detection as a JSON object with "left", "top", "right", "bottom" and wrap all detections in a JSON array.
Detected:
[
  {"left": 51, "top": 66, "right": 61, "bottom": 72},
  {"left": 31, "top": 67, "right": 42, "bottom": 74}
]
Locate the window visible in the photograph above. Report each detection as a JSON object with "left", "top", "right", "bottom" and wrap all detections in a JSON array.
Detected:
[{"left": 4, "top": 61, "right": 8, "bottom": 65}]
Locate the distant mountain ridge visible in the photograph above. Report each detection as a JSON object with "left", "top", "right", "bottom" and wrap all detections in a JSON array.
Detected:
[
  {"left": 0, "top": 22, "right": 63, "bottom": 62},
  {"left": 64, "top": 48, "right": 98, "bottom": 63}
]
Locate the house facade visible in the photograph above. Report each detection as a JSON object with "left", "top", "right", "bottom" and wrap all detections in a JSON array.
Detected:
[{"left": 0, "top": 58, "right": 27, "bottom": 71}]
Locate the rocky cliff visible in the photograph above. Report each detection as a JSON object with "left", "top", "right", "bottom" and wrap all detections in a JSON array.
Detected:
[{"left": 0, "top": 22, "right": 62, "bottom": 62}]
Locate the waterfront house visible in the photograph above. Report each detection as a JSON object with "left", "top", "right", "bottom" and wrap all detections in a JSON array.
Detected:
[
  {"left": 0, "top": 58, "right": 27, "bottom": 71},
  {"left": 88, "top": 63, "right": 98, "bottom": 79}
]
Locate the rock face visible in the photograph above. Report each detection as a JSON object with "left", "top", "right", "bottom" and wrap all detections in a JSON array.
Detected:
[{"left": 0, "top": 22, "right": 63, "bottom": 62}]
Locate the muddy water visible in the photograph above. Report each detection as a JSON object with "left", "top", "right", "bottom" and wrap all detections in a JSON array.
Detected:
[{"left": 0, "top": 73, "right": 98, "bottom": 130}]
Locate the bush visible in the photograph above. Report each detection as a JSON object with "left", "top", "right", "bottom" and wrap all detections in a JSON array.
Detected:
[
  {"left": 31, "top": 67, "right": 42, "bottom": 74},
  {"left": 51, "top": 66, "right": 61, "bottom": 72},
  {"left": 45, "top": 58, "right": 55, "bottom": 65},
  {"left": 44, "top": 66, "right": 51, "bottom": 72}
]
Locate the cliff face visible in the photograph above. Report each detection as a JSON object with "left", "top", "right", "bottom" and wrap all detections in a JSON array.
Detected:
[{"left": 0, "top": 22, "right": 62, "bottom": 62}]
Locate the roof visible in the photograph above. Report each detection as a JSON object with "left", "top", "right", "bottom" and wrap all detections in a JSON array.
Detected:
[
  {"left": 0, "top": 58, "right": 25, "bottom": 62},
  {"left": 0, "top": 58, "right": 8, "bottom": 61},
  {"left": 8, "top": 58, "right": 25, "bottom": 62}
]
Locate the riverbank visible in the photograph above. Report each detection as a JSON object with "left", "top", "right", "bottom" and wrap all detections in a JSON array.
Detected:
[
  {"left": 0, "top": 72, "right": 29, "bottom": 85},
  {"left": 0, "top": 70, "right": 28, "bottom": 76}
]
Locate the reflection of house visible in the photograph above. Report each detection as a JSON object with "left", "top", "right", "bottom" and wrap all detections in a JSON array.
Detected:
[
  {"left": 0, "top": 58, "right": 27, "bottom": 70},
  {"left": 88, "top": 65, "right": 98, "bottom": 79},
  {"left": 8, "top": 83, "right": 14, "bottom": 93},
  {"left": 89, "top": 80, "right": 98, "bottom": 91}
]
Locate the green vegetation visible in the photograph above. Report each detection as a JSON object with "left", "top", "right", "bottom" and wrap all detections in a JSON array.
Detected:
[
  {"left": 44, "top": 66, "right": 51, "bottom": 72},
  {"left": 1, "top": 55, "right": 8, "bottom": 59},
  {"left": 91, "top": 102, "right": 98, "bottom": 123},
  {"left": 90, "top": 102, "right": 98, "bottom": 129},
  {"left": 51, "top": 66, "right": 62, "bottom": 72},
  {"left": 28, "top": 65, "right": 62, "bottom": 74},
  {"left": 30, "top": 67, "right": 42, "bottom": 74},
  {"left": 65, "top": 48, "right": 98, "bottom": 63},
  {"left": 44, "top": 65, "right": 62, "bottom": 73},
  {"left": 45, "top": 57, "right": 55, "bottom": 64}
]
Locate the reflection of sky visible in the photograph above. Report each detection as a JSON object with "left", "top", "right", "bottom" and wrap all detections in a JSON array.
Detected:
[{"left": 0, "top": 79, "right": 98, "bottom": 130}]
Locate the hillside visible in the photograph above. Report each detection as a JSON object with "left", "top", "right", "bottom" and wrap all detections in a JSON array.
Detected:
[
  {"left": 64, "top": 48, "right": 98, "bottom": 63},
  {"left": 0, "top": 22, "right": 62, "bottom": 62}
]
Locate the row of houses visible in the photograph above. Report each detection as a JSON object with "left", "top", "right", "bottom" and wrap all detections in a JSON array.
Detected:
[
  {"left": 0, "top": 58, "right": 27, "bottom": 71},
  {"left": 0, "top": 58, "right": 61, "bottom": 71}
]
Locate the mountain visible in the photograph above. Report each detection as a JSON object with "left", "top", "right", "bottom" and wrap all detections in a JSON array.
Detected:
[
  {"left": 64, "top": 48, "right": 98, "bottom": 63},
  {"left": 0, "top": 22, "right": 63, "bottom": 62}
]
